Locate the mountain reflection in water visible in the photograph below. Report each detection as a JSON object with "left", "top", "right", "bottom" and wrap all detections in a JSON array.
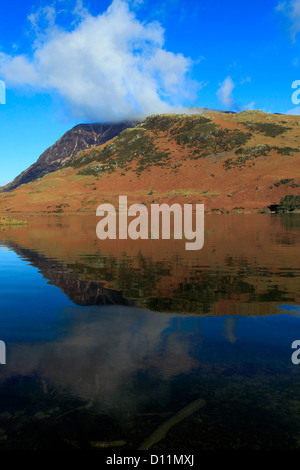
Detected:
[
  {"left": 0, "top": 214, "right": 299, "bottom": 450},
  {"left": 2, "top": 242, "right": 132, "bottom": 307},
  {"left": 0, "top": 213, "right": 299, "bottom": 315}
]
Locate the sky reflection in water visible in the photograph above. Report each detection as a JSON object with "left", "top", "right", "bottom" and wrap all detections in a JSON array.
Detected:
[{"left": 0, "top": 215, "right": 299, "bottom": 449}]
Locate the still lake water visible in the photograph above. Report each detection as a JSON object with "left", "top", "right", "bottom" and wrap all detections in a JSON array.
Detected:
[{"left": 0, "top": 214, "right": 299, "bottom": 450}]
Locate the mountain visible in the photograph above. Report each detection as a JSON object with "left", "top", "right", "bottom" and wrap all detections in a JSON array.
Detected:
[
  {"left": 0, "top": 215, "right": 299, "bottom": 315},
  {"left": 0, "top": 108, "right": 232, "bottom": 193},
  {"left": 0, "top": 110, "right": 299, "bottom": 214},
  {"left": 0, "top": 122, "right": 138, "bottom": 192},
  {"left": 0, "top": 240, "right": 132, "bottom": 307}
]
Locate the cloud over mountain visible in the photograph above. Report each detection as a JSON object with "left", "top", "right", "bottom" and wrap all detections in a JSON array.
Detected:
[
  {"left": 0, "top": 0, "right": 199, "bottom": 122},
  {"left": 216, "top": 76, "right": 236, "bottom": 109}
]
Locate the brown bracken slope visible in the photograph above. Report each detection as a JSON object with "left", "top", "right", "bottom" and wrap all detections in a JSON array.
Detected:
[{"left": 0, "top": 110, "right": 299, "bottom": 215}]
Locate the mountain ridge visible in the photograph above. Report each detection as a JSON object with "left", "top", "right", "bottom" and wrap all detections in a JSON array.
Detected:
[
  {"left": 0, "top": 108, "right": 235, "bottom": 193},
  {"left": 0, "top": 110, "right": 299, "bottom": 215},
  {"left": 0, "top": 121, "right": 138, "bottom": 192}
]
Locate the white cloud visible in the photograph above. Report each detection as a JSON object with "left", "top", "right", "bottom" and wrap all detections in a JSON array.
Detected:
[
  {"left": 276, "top": 0, "right": 300, "bottom": 41},
  {"left": 285, "top": 105, "right": 300, "bottom": 114},
  {"left": 216, "top": 76, "right": 254, "bottom": 111},
  {"left": 0, "top": 0, "right": 199, "bottom": 122},
  {"left": 241, "top": 101, "right": 255, "bottom": 111},
  {"left": 216, "top": 76, "right": 236, "bottom": 109},
  {"left": 240, "top": 76, "right": 251, "bottom": 85}
]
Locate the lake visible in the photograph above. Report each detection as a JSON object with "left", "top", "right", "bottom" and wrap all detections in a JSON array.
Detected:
[{"left": 0, "top": 213, "right": 299, "bottom": 450}]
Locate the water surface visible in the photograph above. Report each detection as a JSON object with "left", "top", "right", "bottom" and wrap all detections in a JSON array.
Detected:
[{"left": 0, "top": 214, "right": 299, "bottom": 450}]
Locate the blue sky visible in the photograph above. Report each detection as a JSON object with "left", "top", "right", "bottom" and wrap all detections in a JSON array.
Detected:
[{"left": 0, "top": 0, "right": 300, "bottom": 184}]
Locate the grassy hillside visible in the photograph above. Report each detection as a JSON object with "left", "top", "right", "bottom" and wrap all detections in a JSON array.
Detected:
[{"left": 0, "top": 110, "right": 299, "bottom": 215}]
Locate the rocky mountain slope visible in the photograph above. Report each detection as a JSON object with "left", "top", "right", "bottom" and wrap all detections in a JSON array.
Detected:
[
  {"left": 0, "top": 110, "right": 299, "bottom": 214},
  {"left": 0, "top": 122, "right": 138, "bottom": 192}
]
